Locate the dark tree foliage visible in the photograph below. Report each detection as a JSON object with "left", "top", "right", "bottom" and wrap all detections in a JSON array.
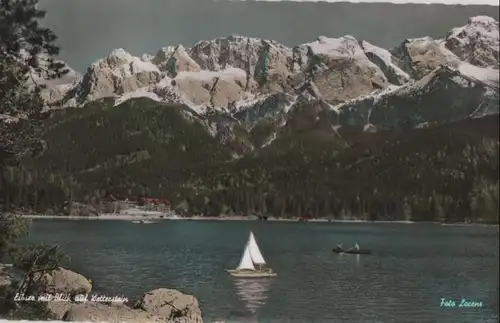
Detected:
[
  {"left": 0, "top": 214, "right": 30, "bottom": 258},
  {"left": 1, "top": 1, "right": 69, "bottom": 319},
  {"left": 1, "top": 237, "right": 66, "bottom": 320},
  {"left": 0, "top": 0, "right": 67, "bottom": 166},
  {"left": 175, "top": 115, "right": 499, "bottom": 223},
  {"left": 11, "top": 243, "right": 69, "bottom": 293},
  {"left": 2, "top": 101, "right": 497, "bottom": 224},
  {"left": 0, "top": 98, "right": 236, "bottom": 215},
  {"left": 0, "top": 217, "right": 68, "bottom": 319}
]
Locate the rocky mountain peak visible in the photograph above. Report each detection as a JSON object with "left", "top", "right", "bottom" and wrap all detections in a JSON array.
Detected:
[
  {"left": 93, "top": 48, "right": 161, "bottom": 77},
  {"left": 445, "top": 15, "right": 499, "bottom": 68},
  {"left": 152, "top": 44, "right": 201, "bottom": 76},
  {"left": 292, "top": 34, "right": 389, "bottom": 103},
  {"left": 298, "top": 35, "right": 365, "bottom": 64},
  {"left": 187, "top": 35, "right": 294, "bottom": 93},
  {"left": 359, "top": 40, "right": 411, "bottom": 85},
  {"left": 104, "top": 48, "right": 135, "bottom": 67},
  {"left": 34, "top": 16, "right": 499, "bottom": 132}
]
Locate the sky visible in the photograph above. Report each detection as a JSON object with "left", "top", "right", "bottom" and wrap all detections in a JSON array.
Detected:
[{"left": 39, "top": 0, "right": 499, "bottom": 72}]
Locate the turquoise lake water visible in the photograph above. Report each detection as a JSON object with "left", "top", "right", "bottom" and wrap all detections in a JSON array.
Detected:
[{"left": 27, "top": 220, "right": 499, "bottom": 322}]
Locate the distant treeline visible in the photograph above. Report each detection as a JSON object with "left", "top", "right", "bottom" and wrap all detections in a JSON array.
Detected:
[
  {"left": 175, "top": 116, "right": 499, "bottom": 223},
  {"left": 0, "top": 102, "right": 498, "bottom": 223}
]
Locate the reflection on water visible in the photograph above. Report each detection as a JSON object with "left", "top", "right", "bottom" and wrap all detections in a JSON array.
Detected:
[
  {"left": 28, "top": 220, "right": 500, "bottom": 322},
  {"left": 233, "top": 278, "right": 272, "bottom": 314},
  {"left": 337, "top": 253, "right": 362, "bottom": 266}
]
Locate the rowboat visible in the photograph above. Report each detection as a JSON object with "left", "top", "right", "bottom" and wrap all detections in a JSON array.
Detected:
[
  {"left": 131, "top": 220, "right": 156, "bottom": 224},
  {"left": 332, "top": 246, "right": 372, "bottom": 255}
]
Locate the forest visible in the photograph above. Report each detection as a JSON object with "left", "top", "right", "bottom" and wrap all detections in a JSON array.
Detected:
[
  {"left": 176, "top": 114, "right": 499, "bottom": 223},
  {"left": 0, "top": 98, "right": 498, "bottom": 223}
]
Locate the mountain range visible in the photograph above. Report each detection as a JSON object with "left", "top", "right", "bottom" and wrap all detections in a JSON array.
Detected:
[
  {"left": 2, "top": 16, "right": 499, "bottom": 223},
  {"left": 41, "top": 16, "right": 498, "bottom": 141}
]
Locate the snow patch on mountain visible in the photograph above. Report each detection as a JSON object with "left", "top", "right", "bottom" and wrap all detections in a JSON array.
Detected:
[
  {"left": 227, "top": 94, "right": 271, "bottom": 114},
  {"left": 99, "top": 48, "right": 161, "bottom": 77},
  {"left": 261, "top": 132, "right": 277, "bottom": 148},
  {"left": 331, "top": 83, "right": 402, "bottom": 112},
  {"left": 175, "top": 67, "right": 246, "bottom": 81},
  {"left": 360, "top": 40, "right": 411, "bottom": 85},
  {"left": 305, "top": 35, "right": 369, "bottom": 61},
  {"left": 445, "top": 16, "right": 499, "bottom": 68},
  {"left": 114, "top": 87, "right": 162, "bottom": 106},
  {"left": 301, "top": 35, "right": 387, "bottom": 77},
  {"left": 457, "top": 62, "right": 499, "bottom": 87},
  {"left": 282, "top": 97, "right": 297, "bottom": 114}
]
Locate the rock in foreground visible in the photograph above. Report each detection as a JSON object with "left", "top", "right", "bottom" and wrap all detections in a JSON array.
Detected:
[
  {"left": 8, "top": 266, "right": 203, "bottom": 323},
  {"left": 63, "top": 302, "right": 167, "bottom": 323},
  {"left": 62, "top": 287, "right": 204, "bottom": 323},
  {"left": 30, "top": 267, "right": 92, "bottom": 296},
  {"left": 135, "top": 288, "right": 203, "bottom": 323}
]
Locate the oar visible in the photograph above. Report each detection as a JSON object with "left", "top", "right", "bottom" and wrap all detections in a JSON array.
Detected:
[{"left": 343, "top": 247, "right": 355, "bottom": 253}]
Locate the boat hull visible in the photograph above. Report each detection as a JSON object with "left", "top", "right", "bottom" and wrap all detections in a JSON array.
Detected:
[
  {"left": 332, "top": 248, "right": 372, "bottom": 255},
  {"left": 226, "top": 269, "right": 278, "bottom": 278}
]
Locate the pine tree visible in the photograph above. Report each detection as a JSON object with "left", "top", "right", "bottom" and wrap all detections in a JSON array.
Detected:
[
  {"left": 1, "top": 0, "right": 68, "bottom": 167},
  {"left": 1, "top": 1, "right": 69, "bottom": 317},
  {"left": 261, "top": 50, "right": 269, "bottom": 84},
  {"left": 166, "top": 56, "right": 178, "bottom": 78}
]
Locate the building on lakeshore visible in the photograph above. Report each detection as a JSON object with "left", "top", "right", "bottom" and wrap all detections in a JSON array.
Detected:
[
  {"left": 138, "top": 197, "right": 171, "bottom": 212},
  {"left": 102, "top": 194, "right": 171, "bottom": 213}
]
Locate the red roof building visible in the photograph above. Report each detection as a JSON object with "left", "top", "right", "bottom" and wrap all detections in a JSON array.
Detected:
[{"left": 139, "top": 197, "right": 170, "bottom": 206}]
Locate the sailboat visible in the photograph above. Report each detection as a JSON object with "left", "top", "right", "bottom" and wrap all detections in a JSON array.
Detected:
[{"left": 226, "top": 231, "right": 277, "bottom": 278}]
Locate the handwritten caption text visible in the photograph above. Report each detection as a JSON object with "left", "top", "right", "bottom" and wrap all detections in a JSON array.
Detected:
[{"left": 14, "top": 292, "right": 128, "bottom": 303}]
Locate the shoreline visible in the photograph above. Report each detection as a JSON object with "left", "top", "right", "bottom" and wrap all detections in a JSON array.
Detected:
[
  {"left": 17, "top": 214, "right": 499, "bottom": 226},
  {"left": 19, "top": 214, "right": 414, "bottom": 223}
]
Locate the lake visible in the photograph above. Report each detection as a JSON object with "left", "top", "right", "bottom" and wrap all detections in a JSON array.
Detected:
[{"left": 26, "top": 220, "right": 499, "bottom": 323}]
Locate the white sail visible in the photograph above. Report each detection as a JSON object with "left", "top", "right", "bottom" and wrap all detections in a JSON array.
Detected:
[
  {"left": 237, "top": 242, "right": 255, "bottom": 270},
  {"left": 248, "top": 232, "right": 266, "bottom": 265}
]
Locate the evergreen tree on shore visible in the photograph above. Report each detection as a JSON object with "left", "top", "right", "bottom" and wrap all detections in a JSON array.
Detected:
[
  {"left": 0, "top": 0, "right": 67, "bottom": 167},
  {"left": 1, "top": 1, "right": 69, "bottom": 319}
]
